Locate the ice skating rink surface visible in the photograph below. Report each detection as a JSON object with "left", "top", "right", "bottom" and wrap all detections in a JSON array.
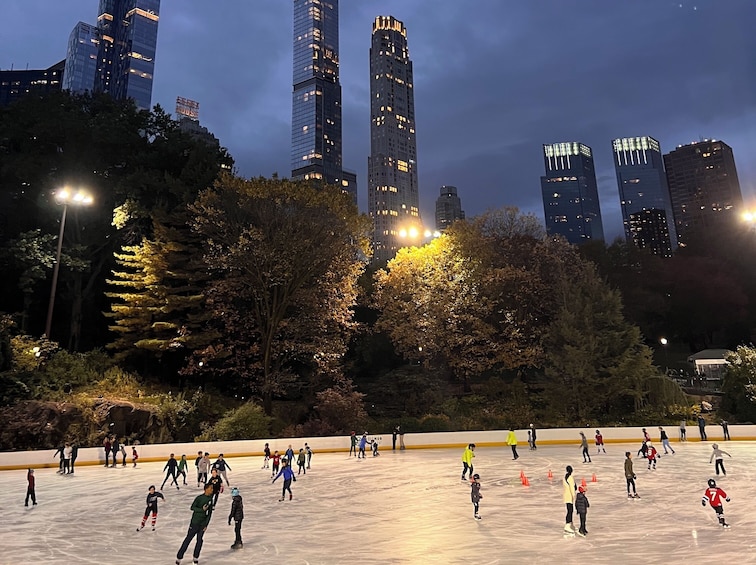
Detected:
[{"left": 6, "top": 439, "right": 756, "bottom": 564}]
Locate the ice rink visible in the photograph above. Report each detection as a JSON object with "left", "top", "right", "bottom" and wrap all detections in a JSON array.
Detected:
[{"left": 6, "top": 439, "right": 756, "bottom": 564}]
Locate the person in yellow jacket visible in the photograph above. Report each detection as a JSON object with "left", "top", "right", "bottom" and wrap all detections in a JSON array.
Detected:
[
  {"left": 461, "top": 443, "right": 475, "bottom": 481},
  {"left": 562, "top": 465, "right": 577, "bottom": 535},
  {"left": 506, "top": 428, "right": 519, "bottom": 460}
]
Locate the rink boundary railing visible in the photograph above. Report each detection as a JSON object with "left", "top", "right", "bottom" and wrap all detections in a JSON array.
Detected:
[{"left": 0, "top": 425, "right": 751, "bottom": 471}]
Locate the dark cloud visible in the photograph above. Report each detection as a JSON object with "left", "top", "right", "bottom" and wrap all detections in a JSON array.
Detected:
[{"left": 2, "top": 0, "right": 754, "bottom": 241}]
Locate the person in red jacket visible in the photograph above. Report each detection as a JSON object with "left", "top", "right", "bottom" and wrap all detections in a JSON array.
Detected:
[
  {"left": 25, "top": 468, "right": 37, "bottom": 507},
  {"left": 702, "top": 478, "right": 730, "bottom": 528},
  {"left": 645, "top": 442, "right": 658, "bottom": 470}
]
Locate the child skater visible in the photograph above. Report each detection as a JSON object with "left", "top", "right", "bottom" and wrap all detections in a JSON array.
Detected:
[
  {"left": 646, "top": 442, "right": 658, "bottom": 470},
  {"left": 207, "top": 468, "right": 223, "bottom": 508},
  {"left": 297, "top": 448, "right": 307, "bottom": 475},
  {"left": 272, "top": 458, "right": 297, "bottom": 502},
  {"left": 270, "top": 451, "right": 281, "bottom": 479},
  {"left": 580, "top": 432, "right": 591, "bottom": 463},
  {"left": 702, "top": 478, "right": 730, "bottom": 528},
  {"left": 371, "top": 439, "right": 380, "bottom": 456},
  {"left": 25, "top": 468, "right": 37, "bottom": 507},
  {"left": 228, "top": 487, "right": 244, "bottom": 550},
  {"left": 527, "top": 429, "right": 534, "bottom": 451},
  {"left": 595, "top": 430, "right": 606, "bottom": 454},
  {"left": 470, "top": 473, "right": 482, "bottom": 520},
  {"left": 137, "top": 485, "right": 164, "bottom": 531},
  {"left": 709, "top": 444, "right": 732, "bottom": 476},
  {"left": 575, "top": 485, "right": 590, "bottom": 536},
  {"left": 262, "top": 443, "right": 271, "bottom": 469}
]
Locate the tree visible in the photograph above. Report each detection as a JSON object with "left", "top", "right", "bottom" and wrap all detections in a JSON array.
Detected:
[
  {"left": 186, "top": 175, "right": 371, "bottom": 414},
  {"left": 721, "top": 346, "right": 756, "bottom": 422}
]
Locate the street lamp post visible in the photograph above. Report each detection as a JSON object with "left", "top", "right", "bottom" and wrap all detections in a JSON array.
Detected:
[
  {"left": 660, "top": 337, "right": 669, "bottom": 374},
  {"left": 44, "top": 189, "right": 93, "bottom": 339}
]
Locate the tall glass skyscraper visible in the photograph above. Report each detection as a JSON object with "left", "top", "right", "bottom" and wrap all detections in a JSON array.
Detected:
[
  {"left": 435, "top": 185, "right": 465, "bottom": 231},
  {"left": 63, "top": 22, "right": 99, "bottom": 95},
  {"left": 612, "top": 136, "right": 676, "bottom": 256},
  {"left": 291, "top": 0, "right": 356, "bottom": 199},
  {"left": 93, "top": 0, "right": 160, "bottom": 110},
  {"left": 368, "top": 16, "right": 420, "bottom": 262},
  {"left": 664, "top": 139, "right": 742, "bottom": 246},
  {"left": 540, "top": 142, "right": 604, "bottom": 245}
]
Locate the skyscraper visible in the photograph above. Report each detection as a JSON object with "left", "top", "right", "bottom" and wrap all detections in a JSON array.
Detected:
[
  {"left": 0, "top": 61, "right": 65, "bottom": 107},
  {"left": 540, "top": 142, "right": 604, "bottom": 245},
  {"left": 664, "top": 139, "right": 742, "bottom": 246},
  {"left": 435, "top": 185, "right": 465, "bottom": 231},
  {"left": 93, "top": 0, "right": 160, "bottom": 110},
  {"left": 291, "top": 0, "right": 356, "bottom": 199},
  {"left": 368, "top": 16, "right": 420, "bottom": 262},
  {"left": 612, "top": 136, "right": 676, "bottom": 256},
  {"left": 63, "top": 22, "right": 99, "bottom": 95}
]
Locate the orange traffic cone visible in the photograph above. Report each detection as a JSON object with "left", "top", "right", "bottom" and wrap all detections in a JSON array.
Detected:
[
  {"left": 591, "top": 473, "right": 598, "bottom": 483},
  {"left": 522, "top": 474, "right": 530, "bottom": 487},
  {"left": 581, "top": 477, "right": 587, "bottom": 488},
  {"left": 547, "top": 469, "right": 553, "bottom": 480}
]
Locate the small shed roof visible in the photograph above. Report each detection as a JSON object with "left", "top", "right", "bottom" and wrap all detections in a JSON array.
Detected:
[{"left": 687, "top": 349, "right": 731, "bottom": 362}]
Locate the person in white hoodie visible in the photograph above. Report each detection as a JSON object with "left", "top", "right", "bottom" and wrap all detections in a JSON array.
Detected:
[
  {"left": 562, "top": 465, "right": 577, "bottom": 535},
  {"left": 709, "top": 444, "right": 732, "bottom": 476}
]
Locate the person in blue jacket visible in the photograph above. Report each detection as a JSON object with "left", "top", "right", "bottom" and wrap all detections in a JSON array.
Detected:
[
  {"left": 272, "top": 459, "right": 297, "bottom": 501},
  {"left": 358, "top": 433, "right": 368, "bottom": 459}
]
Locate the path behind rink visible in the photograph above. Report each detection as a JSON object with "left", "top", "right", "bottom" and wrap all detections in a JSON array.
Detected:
[{"left": 6, "top": 440, "right": 756, "bottom": 564}]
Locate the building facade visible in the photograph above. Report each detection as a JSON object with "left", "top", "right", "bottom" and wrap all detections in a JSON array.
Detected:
[
  {"left": 435, "top": 185, "right": 465, "bottom": 231},
  {"left": 612, "top": 136, "right": 676, "bottom": 256},
  {"left": 368, "top": 16, "right": 421, "bottom": 262},
  {"left": 0, "top": 61, "right": 65, "bottom": 107},
  {"left": 290, "top": 0, "right": 356, "bottom": 199},
  {"left": 540, "top": 142, "right": 604, "bottom": 245},
  {"left": 663, "top": 140, "right": 742, "bottom": 246},
  {"left": 93, "top": 0, "right": 160, "bottom": 110},
  {"left": 63, "top": 22, "right": 99, "bottom": 95}
]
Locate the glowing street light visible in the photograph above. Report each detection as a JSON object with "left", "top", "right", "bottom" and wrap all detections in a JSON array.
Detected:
[
  {"left": 44, "top": 188, "right": 93, "bottom": 339},
  {"left": 660, "top": 337, "right": 669, "bottom": 374}
]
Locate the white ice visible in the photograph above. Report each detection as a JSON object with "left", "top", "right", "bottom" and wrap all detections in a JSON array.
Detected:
[{"left": 6, "top": 440, "right": 756, "bottom": 564}]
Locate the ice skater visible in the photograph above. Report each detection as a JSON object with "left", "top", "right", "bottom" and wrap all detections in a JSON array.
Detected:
[
  {"left": 262, "top": 443, "right": 271, "bottom": 469},
  {"left": 594, "top": 430, "right": 606, "bottom": 453},
  {"left": 103, "top": 436, "right": 111, "bottom": 467},
  {"left": 470, "top": 473, "right": 482, "bottom": 520},
  {"left": 371, "top": 439, "right": 380, "bottom": 456},
  {"left": 702, "top": 478, "right": 730, "bottom": 528},
  {"left": 698, "top": 414, "right": 707, "bottom": 441},
  {"left": 132, "top": 444, "right": 139, "bottom": 468},
  {"left": 562, "top": 465, "right": 577, "bottom": 535},
  {"left": 178, "top": 454, "right": 188, "bottom": 485},
  {"left": 272, "top": 458, "right": 296, "bottom": 502},
  {"left": 198, "top": 453, "right": 210, "bottom": 486},
  {"left": 461, "top": 443, "right": 475, "bottom": 481},
  {"left": 579, "top": 432, "right": 591, "bottom": 463},
  {"left": 527, "top": 429, "right": 534, "bottom": 451},
  {"left": 658, "top": 427, "right": 675, "bottom": 454},
  {"left": 62, "top": 442, "right": 72, "bottom": 474},
  {"left": 646, "top": 442, "right": 658, "bottom": 470},
  {"left": 285, "top": 445, "right": 295, "bottom": 465},
  {"left": 349, "top": 431, "right": 358, "bottom": 457},
  {"left": 25, "top": 468, "right": 37, "bottom": 507},
  {"left": 270, "top": 451, "right": 281, "bottom": 478},
  {"left": 175, "top": 482, "right": 214, "bottom": 564},
  {"left": 358, "top": 433, "right": 368, "bottom": 459},
  {"left": 228, "top": 487, "right": 244, "bottom": 550},
  {"left": 162, "top": 453, "right": 180, "bottom": 490},
  {"left": 507, "top": 428, "right": 519, "bottom": 460},
  {"left": 721, "top": 419, "right": 730, "bottom": 441},
  {"left": 575, "top": 485, "right": 590, "bottom": 536},
  {"left": 529, "top": 423, "right": 537, "bottom": 450},
  {"left": 194, "top": 451, "right": 203, "bottom": 481},
  {"left": 212, "top": 454, "right": 232, "bottom": 486},
  {"left": 624, "top": 452, "right": 640, "bottom": 498},
  {"left": 679, "top": 419, "right": 687, "bottom": 441},
  {"left": 305, "top": 443, "right": 313, "bottom": 468},
  {"left": 111, "top": 436, "right": 120, "bottom": 468},
  {"left": 120, "top": 440, "right": 127, "bottom": 466},
  {"left": 637, "top": 438, "right": 648, "bottom": 459},
  {"left": 207, "top": 468, "right": 223, "bottom": 508},
  {"left": 709, "top": 444, "right": 731, "bottom": 476},
  {"left": 137, "top": 485, "right": 165, "bottom": 531},
  {"left": 53, "top": 444, "right": 65, "bottom": 473},
  {"left": 297, "top": 448, "right": 307, "bottom": 474}
]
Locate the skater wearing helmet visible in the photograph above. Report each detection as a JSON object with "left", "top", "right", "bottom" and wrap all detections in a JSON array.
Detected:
[
  {"left": 575, "top": 485, "right": 590, "bottom": 536},
  {"left": 709, "top": 444, "right": 732, "bottom": 476},
  {"left": 470, "top": 474, "right": 482, "bottom": 520},
  {"left": 228, "top": 487, "right": 244, "bottom": 549},
  {"left": 702, "top": 478, "right": 730, "bottom": 528},
  {"left": 646, "top": 442, "right": 658, "bottom": 470}
]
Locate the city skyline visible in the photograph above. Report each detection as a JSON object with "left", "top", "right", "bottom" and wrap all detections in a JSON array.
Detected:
[{"left": 2, "top": 0, "right": 754, "bottom": 241}]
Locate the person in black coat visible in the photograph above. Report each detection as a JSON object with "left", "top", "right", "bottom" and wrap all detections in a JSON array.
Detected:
[
  {"left": 228, "top": 487, "right": 244, "bottom": 549},
  {"left": 575, "top": 485, "right": 590, "bottom": 536}
]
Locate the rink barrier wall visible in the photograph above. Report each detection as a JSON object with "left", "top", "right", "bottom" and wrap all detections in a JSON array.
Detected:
[{"left": 1, "top": 424, "right": 753, "bottom": 471}]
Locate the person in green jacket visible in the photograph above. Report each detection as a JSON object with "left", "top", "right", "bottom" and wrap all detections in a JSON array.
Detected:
[
  {"left": 176, "top": 483, "right": 214, "bottom": 565},
  {"left": 507, "top": 428, "right": 519, "bottom": 460},
  {"left": 177, "top": 455, "right": 188, "bottom": 486}
]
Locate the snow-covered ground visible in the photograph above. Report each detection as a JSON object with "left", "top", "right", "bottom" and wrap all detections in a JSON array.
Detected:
[{"left": 6, "top": 440, "right": 756, "bottom": 564}]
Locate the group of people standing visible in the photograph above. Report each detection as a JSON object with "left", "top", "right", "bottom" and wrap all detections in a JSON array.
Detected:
[
  {"left": 102, "top": 435, "right": 137, "bottom": 468},
  {"left": 52, "top": 442, "right": 78, "bottom": 474}
]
